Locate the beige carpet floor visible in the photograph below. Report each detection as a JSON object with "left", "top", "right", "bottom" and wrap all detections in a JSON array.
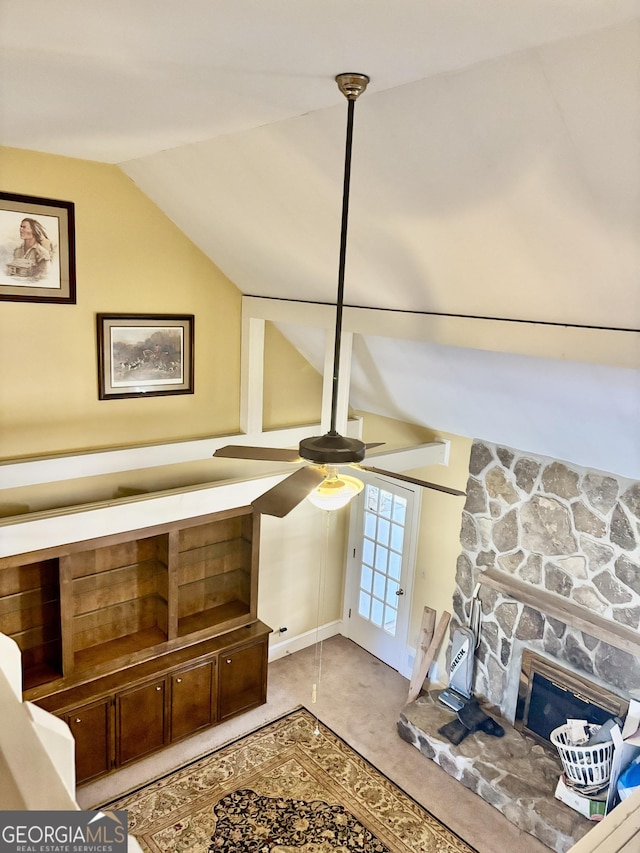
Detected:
[
  {"left": 78, "top": 636, "right": 547, "bottom": 853},
  {"left": 101, "top": 707, "right": 476, "bottom": 853}
]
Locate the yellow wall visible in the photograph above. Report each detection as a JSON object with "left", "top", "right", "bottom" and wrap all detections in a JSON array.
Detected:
[
  {"left": 263, "top": 321, "right": 322, "bottom": 430},
  {"left": 259, "top": 504, "right": 349, "bottom": 637},
  {"left": 0, "top": 147, "right": 466, "bottom": 681},
  {"left": 0, "top": 148, "right": 322, "bottom": 460},
  {"left": 413, "top": 431, "right": 472, "bottom": 676}
]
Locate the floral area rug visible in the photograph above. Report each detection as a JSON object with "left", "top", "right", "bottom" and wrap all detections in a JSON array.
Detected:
[{"left": 102, "top": 707, "right": 476, "bottom": 853}]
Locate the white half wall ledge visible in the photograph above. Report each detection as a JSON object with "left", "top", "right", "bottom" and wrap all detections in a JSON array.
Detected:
[
  {"left": 0, "top": 439, "right": 450, "bottom": 559},
  {"left": 0, "top": 473, "right": 287, "bottom": 558},
  {"left": 0, "top": 421, "right": 364, "bottom": 490}
]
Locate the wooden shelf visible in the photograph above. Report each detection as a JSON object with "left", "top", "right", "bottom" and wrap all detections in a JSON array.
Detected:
[
  {"left": 74, "top": 626, "right": 168, "bottom": 670},
  {"left": 178, "top": 538, "right": 251, "bottom": 575},
  {"left": 0, "top": 555, "right": 61, "bottom": 679},
  {"left": 0, "top": 506, "right": 260, "bottom": 690},
  {"left": 480, "top": 568, "right": 640, "bottom": 657},
  {"left": 22, "top": 661, "right": 63, "bottom": 693},
  {"left": 28, "top": 620, "right": 271, "bottom": 709},
  {"left": 178, "top": 600, "right": 250, "bottom": 637}
]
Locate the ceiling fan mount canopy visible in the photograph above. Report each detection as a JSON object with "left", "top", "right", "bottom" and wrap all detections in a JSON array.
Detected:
[
  {"left": 298, "top": 432, "right": 366, "bottom": 465},
  {"left": 335, "top": 73, "right": 370, "bottom": 101}
]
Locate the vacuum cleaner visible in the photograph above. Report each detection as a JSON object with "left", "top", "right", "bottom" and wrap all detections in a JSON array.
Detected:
[{"left": 439, "top": 583, "right": 481, "bottom": 712}]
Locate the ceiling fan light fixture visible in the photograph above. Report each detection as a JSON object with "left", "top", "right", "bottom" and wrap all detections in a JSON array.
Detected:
[{"left": 307, "top": 470, "right": 364, "bottom": 512}]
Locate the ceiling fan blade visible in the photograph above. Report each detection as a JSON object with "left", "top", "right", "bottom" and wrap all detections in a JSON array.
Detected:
[
  {"left": 359, "top": 465, "right": 466, "bottom": 497},
  {"left": 364, "top": 442, "right": 385, "bottom": 451},
  {"left": 213, "top": 445, "right": 302, "bottom": 463},
  {"left": 252, "top": 466, "right": 326, "bottom": 518}
]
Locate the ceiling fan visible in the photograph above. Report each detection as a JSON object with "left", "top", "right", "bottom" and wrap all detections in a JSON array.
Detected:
[{"left": 214, "top": 73, "right": 465, "bottom": 517}]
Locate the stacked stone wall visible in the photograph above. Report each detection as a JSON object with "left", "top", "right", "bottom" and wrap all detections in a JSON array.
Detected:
[{"left": 455, "top": 440, "right": 640, "bottom": 714}]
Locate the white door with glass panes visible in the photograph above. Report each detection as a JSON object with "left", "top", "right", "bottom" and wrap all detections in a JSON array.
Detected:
[{"left": 343, "top": 472, "right": 420, "bottom": 671}]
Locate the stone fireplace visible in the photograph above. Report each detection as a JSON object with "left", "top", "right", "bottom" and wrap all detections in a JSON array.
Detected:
[
  {"left": 455, "top": 440, "right": 640, "bottom": 720},
  {"left": 398, "top": 440, "right": 640, "bottom": 852}
]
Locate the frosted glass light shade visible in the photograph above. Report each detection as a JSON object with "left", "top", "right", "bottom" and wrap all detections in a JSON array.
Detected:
[{"left": 307, "top": 474, "right": 364, "bottom": 511}]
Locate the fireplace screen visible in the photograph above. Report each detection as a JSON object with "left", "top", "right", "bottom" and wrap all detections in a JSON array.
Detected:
[{"left": 515, "top": 650, "right": 628, "bottom": 749}]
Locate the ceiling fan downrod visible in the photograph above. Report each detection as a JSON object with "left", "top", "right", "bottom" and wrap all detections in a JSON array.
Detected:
[
  {"left": 298, "top": 73, "right": 370, "bottom": 468},
  {"left": 329, "top": 73, "right": 369, "bottom": 437}
]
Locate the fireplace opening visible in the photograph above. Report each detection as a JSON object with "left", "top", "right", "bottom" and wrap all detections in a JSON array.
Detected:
[{"left": 515, "top": 650, "right": 629, "bottom": 750}]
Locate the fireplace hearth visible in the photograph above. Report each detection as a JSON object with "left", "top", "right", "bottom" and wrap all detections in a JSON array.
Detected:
[{"left": 398, "top": 689, "right": 592, "bottom": 853}]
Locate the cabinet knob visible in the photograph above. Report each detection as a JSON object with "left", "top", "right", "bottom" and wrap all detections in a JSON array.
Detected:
[
  {"left": 176, "top": 678, "right": 182, "bottom": 683},
  {"left": 74, "top": 718, "right": 81, "bottom": 724},
  {"left": 226, "top": 658, "right": 232, "bottom": 664},
  {"left": 156, "top": 685, "right": 162, "bottom": 691}
]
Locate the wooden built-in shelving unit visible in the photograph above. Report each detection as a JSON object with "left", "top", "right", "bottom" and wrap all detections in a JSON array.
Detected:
[{"left": 0, "top": 505, "right": 270, "bottom": 784}]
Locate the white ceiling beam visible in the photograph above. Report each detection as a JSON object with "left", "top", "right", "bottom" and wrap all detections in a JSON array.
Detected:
[
  {"left": 242, "top": 296, "right": 335, "bottom": 327},
  {"left": 342, "top": 307, "right": 639, "bottom": 369},
  {"left": 240, "top": 314, "right": 265, "bottom": 435},
  {"left": 243, "top": 296, "right": 639, "bottom": 369},
  {"left": 364, "top": 441, "right": 449, "bottom": 470}
]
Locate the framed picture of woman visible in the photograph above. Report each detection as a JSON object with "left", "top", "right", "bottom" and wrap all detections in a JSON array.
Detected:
[{"left": 0, "top": 191, "right": 76, "bottom": 303}]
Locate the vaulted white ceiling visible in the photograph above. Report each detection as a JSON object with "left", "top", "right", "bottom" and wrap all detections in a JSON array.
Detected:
[{"left": 2, "top": 1, "right": 639, "bottom": 476}]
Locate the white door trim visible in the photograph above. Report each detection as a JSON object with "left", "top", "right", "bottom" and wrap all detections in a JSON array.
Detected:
[{"left": 342, "top": 469, "right": 421, "bottom": 672}]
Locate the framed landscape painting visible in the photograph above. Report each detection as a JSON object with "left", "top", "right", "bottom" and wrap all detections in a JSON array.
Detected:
[
  {"left": 97, "top": 314, "right": 195, "bottom": 400},
  {"left": 0, "top": 191, "right": 76, "bottom": 303}
]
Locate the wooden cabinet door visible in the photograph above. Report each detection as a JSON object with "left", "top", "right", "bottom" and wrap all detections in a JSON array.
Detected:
[
  {"left": 218, "top": 640, "right": 267, "bottom": 721},
  {"left": 170, "top": 660, "right": 214, "bottom": 742},
  {"left": 117, "top": 678, "right": 166, "bottom": 766},
  {"left": 65, "top": 698, "right": 111, "bottom": 784}
]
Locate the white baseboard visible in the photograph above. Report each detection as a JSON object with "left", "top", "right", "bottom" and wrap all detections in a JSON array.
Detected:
[
  {"left": 404, "top": 645, "right": 443, "bottom": 685},
  {"left": 268, "top": 620, "right": 343, "bottom": 662}
]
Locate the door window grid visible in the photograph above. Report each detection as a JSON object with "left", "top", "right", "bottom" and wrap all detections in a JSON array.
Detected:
[{"left": 357, "top": 484, "right": 407, "bottom": 634}]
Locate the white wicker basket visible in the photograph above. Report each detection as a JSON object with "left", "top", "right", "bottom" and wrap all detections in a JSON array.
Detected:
[{"left": 550, "top": 724, "right": 614, "bottom": 787}]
